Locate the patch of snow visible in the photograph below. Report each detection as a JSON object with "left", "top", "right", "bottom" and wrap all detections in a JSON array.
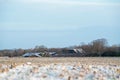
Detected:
[{"left": 0, "top": 63, "right": 120, "bottom": 80}]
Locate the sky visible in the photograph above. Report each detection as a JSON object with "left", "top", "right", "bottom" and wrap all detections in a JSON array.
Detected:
[{"left": 0, "top": 0, "right": 120, "bottom": 49}]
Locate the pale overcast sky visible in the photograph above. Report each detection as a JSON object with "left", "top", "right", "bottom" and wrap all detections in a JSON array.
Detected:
[{"left": 0, "top": 0, "right": 120, "bottom": 49}]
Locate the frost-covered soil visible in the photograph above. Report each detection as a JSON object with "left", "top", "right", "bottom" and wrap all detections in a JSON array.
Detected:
[
  {"left": 0, "top": 62, "right": 120, "bottom": 80},
  {"left": 0, "top": 57, "right": 120, "bottom": 80}
]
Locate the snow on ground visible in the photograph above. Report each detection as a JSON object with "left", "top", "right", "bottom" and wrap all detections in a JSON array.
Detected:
[{"left": 0, "top": 62, "right": 120, "bottom": 80}]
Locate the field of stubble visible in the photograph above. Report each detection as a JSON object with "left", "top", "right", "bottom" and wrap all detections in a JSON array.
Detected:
[
  {"left": 0, "top": 57, "right": 120, "bottom": 80},
  {"left": 0, "top": 57, "right": 120, "bottom": 65}
]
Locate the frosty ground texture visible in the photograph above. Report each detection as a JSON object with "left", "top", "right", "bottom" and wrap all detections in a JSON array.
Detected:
[{"left": 0, "top": 62, "right": 120, "bottom": 80}]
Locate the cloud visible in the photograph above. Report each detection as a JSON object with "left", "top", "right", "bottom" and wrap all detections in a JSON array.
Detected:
[{"left": 17, "top": 0, "right": 120, "bottom": 6}]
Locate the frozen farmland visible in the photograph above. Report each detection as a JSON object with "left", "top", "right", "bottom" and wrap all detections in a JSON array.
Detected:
[{"left": 0, "top": 57, "right": 120, "bottom": 80}]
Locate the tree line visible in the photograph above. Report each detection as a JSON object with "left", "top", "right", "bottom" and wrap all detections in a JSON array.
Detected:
[{"left": 0, "top": 38, "right": 120, "bottom": 57}]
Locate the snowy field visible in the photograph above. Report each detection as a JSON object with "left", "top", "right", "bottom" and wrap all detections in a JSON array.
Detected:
[{"left": 0, "top": 57, "right": 120, "bottom": 80}]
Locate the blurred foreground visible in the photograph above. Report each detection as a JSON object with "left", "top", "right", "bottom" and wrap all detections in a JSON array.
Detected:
[{"left": 0, "top": 57, "right": 120, "bottom": 80}]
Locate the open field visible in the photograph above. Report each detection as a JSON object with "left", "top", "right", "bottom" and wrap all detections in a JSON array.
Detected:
[
  {"left": 0, "top": 57, "right": 120, "bottom": 65},
  {"left": 0, "top": 57, "right": 120, "bottom": 80}
]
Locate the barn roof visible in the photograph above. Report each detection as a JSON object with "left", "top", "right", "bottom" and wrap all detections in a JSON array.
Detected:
[{"left": 22, "top": 53, "right": 41, "bottom": 57}]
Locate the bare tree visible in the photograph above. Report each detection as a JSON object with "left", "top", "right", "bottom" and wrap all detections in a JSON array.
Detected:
[
  {"left": 34, "top": 45, "right": 48, "bottom": 52},
  {"left": 90, "top": 38, "right": 108, "bottom": 56}
]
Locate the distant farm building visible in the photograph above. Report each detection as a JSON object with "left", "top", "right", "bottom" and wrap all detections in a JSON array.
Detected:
[
  {"left": 22, "top": 53, "right": 41, "bottom": 57},
  {"left": 22, "top": 48, "right": 85, "bottom": 57},
  {"left": 52, "top": 48, "right": 86, "bottom": 57}
]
